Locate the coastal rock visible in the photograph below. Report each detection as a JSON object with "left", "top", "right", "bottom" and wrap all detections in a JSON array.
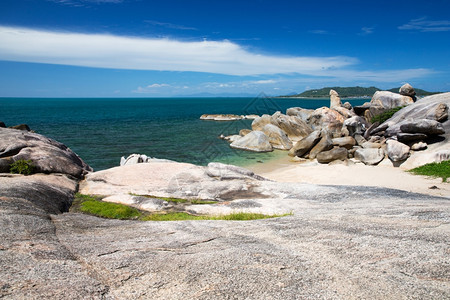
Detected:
[
  {"left": 262, "top": 124, "right": 293, "bottom": 150},
  {"left": 316, "top": 147, "right": 348, "bottom": 164},
  {"left": 309, "top": 135, "right": 333, "bottom": 159},
  {"left": 288, "top": 130, "right": 321, "bottom": 157},
  {"left": 370, "top": 91, "right": 414, "bottom": 110},
  {"left": 223, "top": 135, "right": 242, "bottom": 143},
  {"left": 200, "top": 114, "right": 242, "bottom": 121},
  {"left": 354, "top": 148, "right": 385, "bottom": 165},
  {"left": 251, "top": 114, "right": 271, "bottom": 131},
  {"left": 270, "top": 111, "right": 312, "bottom": 141},
  {"left": 286, "top": 107, "right": 314, "bottom": 122},
  {"left": 399, "top": 119, "right": 445, "bottom": 135},
  {"left": 0, "top": 121, "right": 6, "bottom": 128},
  {"left": 399, "top": 83, "right": 416, "bottom": 98},
  {"left": 434, "top": 103, "right": 448, "bottom": 122},
  {"left": 397, "top": 132, "right": 428, "bottom": 143},
  {"left": 0, "top": 128, "right": 92, "bottom": 178},
  {"left": 386, "top": 140, "right": 410, "bottom": 162},
  {"left": 206, "top": 162, "right": 266, "bottom": 181},
  {"left": 239, "top": 129, "right": 252, "bottom": 136},
  {"left": 244, "top": 114, "right": 259, "bottom": 120},
  {"left": 9, "top": 124, "right": 31, "bottom": 131},
  {"left": 343, "top": 116, "right": 369, "bottom": 136},
  {"left": 332, "top": 136, "right": 356, "bottom": 149},
  {"left": 354, "top": 134, "right": 368, "bottom": 146},
  {"left": 230, "top": 130, "right": 273, "bottom": 152},
  {"left": 333, "top": 106, "right": 356, "bottom": 119},
  {"left": 361, "top": 141, "right": 382, "bottom": 149},
  {"left": 309, "top": 107, "right": 345, "bottom": 137},
  {"left": 120, "top": 154, "right": 175, "bottom": 166},
  {"left": 411, "top": 142, "right": 427, "bottom": 151},
  {"left": 343, "top": 102, "right": 352, "bottom": 110},
  {"left": 329, "top": 89, "right": 342, "bottom": 109}
]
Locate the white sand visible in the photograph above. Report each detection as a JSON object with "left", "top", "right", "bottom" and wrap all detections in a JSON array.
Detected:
[{"left": 248, "top": 157, "right": 449, "bottom": 198}]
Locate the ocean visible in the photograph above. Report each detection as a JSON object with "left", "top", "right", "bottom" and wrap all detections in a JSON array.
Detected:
[{"left": 0, "top": 96, "right": 367, "bottom": 171}]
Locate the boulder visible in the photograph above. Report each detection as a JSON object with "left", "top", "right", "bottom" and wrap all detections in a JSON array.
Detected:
[
  {"left": 399, "top": 83, "right": 416, "bottom": 98},
  {"left": 206, "top": 162, "right": 266, "bottom": 181},
  {"left": 361, "top": 141, "right": 382, "bottom": 149},
  {"left": 399, "top": 119, "right": 445, "bottom": 135},
  {"left": 286, "top": 107, "right": 314, "bottom": 122},
  {"left": 410, "top": 142, "right": 427, "bottom": 151},
  {"left": 239, "top": 129, "right": 252, "bottom": 136},
  {"left": 251, "top": 114, "right": 271, "bottom": 131},
  {"left": 288, "top": 130, "right": 321, "bottom": 157},
  {"left": 309, "top": 135, "right": 333, "bottom": 159},
  {"left": 9, "top": 124, "right": 31, "bottom": 131},
  {"left": 343, "top": 116, "right": 369, "bottom": 136},
  {"left": 316, "top": 147, "right": 348, "bottom": 164},
  {"left": 308, "top": 107, "right": 345, "bottom": 136},
  {"left": 270, "top": 111, "right": 313, "bottom": 141},
  {"left": 329, "top": 89, "right": 342, "bottom": 109},
  {"left": 230, "top": 131, "right": 273, "bottom": 152},
  {"left": 332, "top": 136, "right": 356, "bottom": 149},
  {"left": 244, "top": 114, "right": 259, "bottom": 120},
  {"left": 397, "top": 133, "right": 428, "bottom": 143},
  {"left": 386, "top": 140, "right": 410, "bottom": 162},
  {"left": 343, "top": 102, "right": 352, "bottom": 110},
  {"left": 434, "top": 103, "right": 448, "bottom": 122},
  {"left": 223, "top": 135, "right": 242, "bottom": 143},
  {"left": 0, "top": 128, "right": 92, "bottom": 178},
  {"left": 0, "top": 121, "right": 6, "bottom": 128},
  {"left": 354, "top": 148, "right": 385, "bottom": 165},
  {"left": 370, "top": 91, "right": 414, "bottom": 110},
  {"left": 354, "top": 134, "right": 367, "bottom": 146},
  {"left": 262, "top": 124, "right": 293, "bottom": 150},
  {"left": 333, "top": 106, "right": 356, "bottom": 119}
]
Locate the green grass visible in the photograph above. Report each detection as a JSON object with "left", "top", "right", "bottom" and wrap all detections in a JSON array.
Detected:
[
  {"left": 73, "top": 193, "right": 292, "bottom": 221},
  {"left": 370, "top": 106, "right": 405, "bottom": 124},
  {"left": 408, "top": 160, "right": 450, "bottom": 182},
  {"left": 9, "top": 159, "right": 35, "bottom": 175}
]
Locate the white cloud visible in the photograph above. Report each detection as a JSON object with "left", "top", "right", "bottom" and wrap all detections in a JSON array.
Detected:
[
  {"left": 144, "top": 20, "right": 197, "bottom": 31},
  {"left": 250, "top": 79, "right": 277, "bottom": 84},
  {"left": 399, "top": 17, "right": 450, "bottom": 32},
  {"left": 359, "top": 27, "right": 374, "bottom": 36},
  {"left": 0, "top": 26, "right": 356, "bottom": 76},
  {"left": 308, "top": 30, "right": 329, "bottom": 35},
  {"left": 132, "top": 83, "right": 171, "bottom": 93}
]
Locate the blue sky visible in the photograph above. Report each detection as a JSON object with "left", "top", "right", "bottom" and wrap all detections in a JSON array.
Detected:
[{"left": 0, "top": 0, "right": 449, "bottom": 97}]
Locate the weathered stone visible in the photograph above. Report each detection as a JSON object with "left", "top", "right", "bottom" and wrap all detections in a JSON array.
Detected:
[
  {"left": 262, "top": 124, "right": 292, "bottom": 150},
  {"left": 330, "top": 89, "right": 342, "bottom": 109},
  {"left": 286, "top": 107, "right": 314, "bottom": 122},
  {"left": 400, "top": 119, "right": 445, "bottom": 135},
  {"left": 309, "top": 107, "right": 345, "bottom": 137},
  {"left": 230, "top": 130, "right": 273, "bottom": 152},
  {"left": 206, "top": 162, "right": 266, "bottom": 181},
  {"left": 251, "top": 114, "right": 271, "bottom": 131},
  {"left": 399, "top": 83, "right": 416, "bottom": 98},
  {"left": 434, "top": 103, "right": 448, "bottom": 122},
  {"left": 397, "top": 132, "right": 428, "bottom": 143},
  {"left": 386, "top": 140, "right": 410, "bottom": 162},
  {"left": 343, "top": 102, "right": 353, "bottom": 110},
  {"left": 316, "top": 147, "right": 348, "bottom": 164},
  {"left": 0, "top": 121, "right": 6, "bottom": 128},
  {"left": 334, "top": 106, "right": 356, "bottom": 119},
  {"left": 239, "top": 129, "right": 252, "bottom": 136},
  {"left": 0, "top": 128, "right": 92, "bottom": 178},
  {"left": 332, "top": 136, "right": 356, "bottom": 149},
  {"left": 410, "top": 142, "right": 427, "bottom": 151},
  {"left": 309, "top": 135, "right": 333, "bottom": 159},
  {"left": 354, "top": 134, "right": 367, "bottom": 146},
  {"left": 361, "top": 141, "right": 382, "bottom": 149},
  {"left": 9, "top": 124, "right": 31, "bottom": 131},
  {"left": 370, "top": 91, "right": 414, "bottom": 109},
  {"left": 270, "top": 111, "right": 313, "bottom": 141},
  {"left": 288, "top": 130, "right": 321, "bottom": 157},
  {"left": 354, "top": 148, "right": 385, "bottom": 165},
  {"left": 343, "top": 116, "right": 369, "bottom": 136}
]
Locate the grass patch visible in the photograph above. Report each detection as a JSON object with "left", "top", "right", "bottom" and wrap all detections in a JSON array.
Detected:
[
  {"left": 74, "top": 193, "right": 141, "bottom": 220},
  {"left": 371, "top": 106, "right": 405, "bottom": 124},
  {"left": 408, "top": 160, "right": 450, "bottom": 182},
  {"left": 9, "top": 159, "right": 35, "bottom": 175},
  {"left": 141, "top": 211, "right": 292, "bottom": 221}
]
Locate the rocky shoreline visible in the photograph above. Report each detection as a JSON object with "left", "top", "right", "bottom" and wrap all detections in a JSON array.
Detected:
[{"left": 1, "top": 88, "right": 450, "bottom": 298}]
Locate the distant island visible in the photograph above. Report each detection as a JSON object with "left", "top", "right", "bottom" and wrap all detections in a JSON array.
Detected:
[{"left": 280, "top": 86, "right": 440, "bottom": 98}]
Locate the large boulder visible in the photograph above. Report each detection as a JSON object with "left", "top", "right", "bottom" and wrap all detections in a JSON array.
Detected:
[
  {"left": 399, "top": 83, "right": 416, "bottom": 98},
  {"left": 330, "top": 89, "right": 342, "bottom": 109},
  {"left": 316, "top": 147, "right": 348, "bottom": 164},
  {"left": 309, "top": 135, "right": 333, "bottom": 159},
  {"left": 261, "top": 124, "right": 293, "bottom": 150},
  {"left": 251, "top": 114, "right": 271, "bottom": 131},
  {"left": 270, "top": 111, "right": 313, "bottom": 141},
  {"left": 288, "top": 130, "right": 321, "bottom": 157},
  {"left": 370, "top": 91, "right": 414, "bottom": 110},
  {"left": 286, "top": 107, "right": 314, "bottom": 122},
  {"left": 354, "top": 148, "right": 385, "bottom": 165},
  {"left": 343, "top": 116, "right": 369, "bottom": 136},
  {"left": 399, "top": 119, "right": 445, "bottom": 135},
  {"left": 0, "top": 128, "right": 92, "bottom": 178},
  {"left": 386, "top": 140, "right": 410, "bottom": 162},
  {"left": 230, "top": 131, "right": 273, "bottom": 152},
  {"left": 308, "top": 107, "right": 345, "bottom": 136},
  {"left": 332, "top": 136, "right": 356, "bottom": 149}
]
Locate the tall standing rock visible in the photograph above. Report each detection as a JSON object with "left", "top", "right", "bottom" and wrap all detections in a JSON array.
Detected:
[
  {"left": 399, "top": 83, "right": 416, "bottom": 99},
  {"left": 330, "top": 89, "right": 342, "bottom": 109}
]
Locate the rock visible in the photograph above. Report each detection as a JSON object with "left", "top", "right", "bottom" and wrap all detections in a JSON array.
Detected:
[
  {"left": 361, "top": 141, "right": 382, "bottom": 149},
  {"left": 230, "top": 131, "right": 273, "bottom": 152},
  {"left": 0, "top": 157, "right": 11, "bottom": 172},
  {"left": 200, "top": 114, "right": 242, "bottom": 121},
  {"left": 316, "top": 147, "right": 348, "bottom": 164},
  {"left": 386, "top": 140, "right": 410, "bottom": 162},
  {"left": 0, "top": 128, "right": 92, "bottom": 178},
  {"left": 244, "top": 114, "right": 259, "bottom": 120},
  {"left": 353, "top": 102, "right": 371, "bottom": 116},
  {"left": 0, "top": 121, "right": 5, "bottom": 128},
  {"left": 332, "top": 136, "right": 356, "bottom": 149},
  {"left": 288, "top": 130, "right": 321, "bottom": 157},
  {"left": 120, "top": 153, "right": 145, "bottom": 166},
  {"left": 309, "top": 134, "right": 333, "bottom": 159},
  {"left": 270, "top": 111, "right": 313, "bottom": 141},
  {"left": 333, "top": 106, "right": 356, "bottom": 119},
  {"left": 223, "top": 135, "right": 242, "bottom": 143},
  {"left": 261, "top": 124, "right": 293, "bottom": 150},
  {"left": 239, "top": 129, "right": 252, "bottom": 136},
  {"left": 330, "top": 89, "right": 342, "bottom": 109},
  {"left": 309, "top": 107, "right": 345, "bottom": 136},
  {"left": 343, "top": 102, "right": 352, "bottom": 110},
  {"left": 434, "top": 103, "right": 448, "bottom": 122},
  {"left": 343, "top": 116, "right": 369, "bottom": 136},
  {"left": 251, "top": 114, "right": 271, "bottom": 131},
  {"left": 286, "top": 107, "right": 314, "bottom": 122},
  {"left": 411, "top": 142, "right": 427, "bottom": 151},
  {"left": 397, "top": 132, "right": 428, "bottom": 143},
  {"left": 354, "top": 148, "right": 385, "bottom": 165},
  {"left": 206, "top": 162, "right": 266, "bottom": 181},
  {"left": 400, "top": 119, "right": 445, "bottom": 135},
  {"left": 370, "top": 91, "right": 414, "bottom": 109},
  {"left": 399, "top": 83, "right": 416, "bottom": 98},
  {"left": 354, "top": 134, "right": 367, "bottom": 146},
  {"left": 9, "top": 124, "right": 31, "bottom": 131}
]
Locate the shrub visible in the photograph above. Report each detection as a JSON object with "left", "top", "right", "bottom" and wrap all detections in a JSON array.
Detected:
[
  {"left": 408, "top": 160, "right": 450, "bottom": 182},
  {"left": 9, "top": 159, "right": 35, "bottom": 175},
  {"left": 370, "top": 106, "right": 405, "bottom": 124}
]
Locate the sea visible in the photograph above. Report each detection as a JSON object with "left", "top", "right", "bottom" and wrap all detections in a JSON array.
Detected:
[{"left": 0, "top": 96, "right": 367, "bottom": 171}]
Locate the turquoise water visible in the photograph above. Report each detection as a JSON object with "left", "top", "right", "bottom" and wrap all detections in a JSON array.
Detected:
[{"left": 0, "top": 96, "right": 367, "bottom": 171}]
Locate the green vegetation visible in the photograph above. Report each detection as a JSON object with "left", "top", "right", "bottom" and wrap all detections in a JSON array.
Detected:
[
  {"left": 281, "top": 86, "right": 439, "bottom": 98},
  {"left": 9, "top": 159, "right": 35, "bottom": 175},
  {"left": 73, "top": 193, "right": 291, "bottom": 221},
  {"left": 408, "top": 160, "right": 450, "bottom": 182},
  {"left": 370, "top": 106, "right": 405, "bottom": 124}
]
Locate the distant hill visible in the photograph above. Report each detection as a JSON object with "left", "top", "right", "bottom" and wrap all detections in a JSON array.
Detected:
[{"left": 282, "top": 86, "right": 439, "bottom": 98}]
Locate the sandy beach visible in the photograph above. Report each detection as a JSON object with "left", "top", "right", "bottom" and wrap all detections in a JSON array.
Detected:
[{"left": 248, "top": 155, "right": 449, "bottom": 198}]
